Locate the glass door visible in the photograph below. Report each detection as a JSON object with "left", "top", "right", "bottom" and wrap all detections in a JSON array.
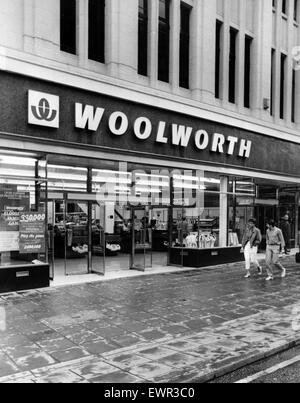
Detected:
[
  {"left": 169, "top": 207, "right": 185, "bottom": 267},
  {"left": 130, "top": 206, "right": 153, "bottom": 271},
  {"left": 91, "top": 202, "right": 105, "bottom": 275},
  {"left": 64, "top": 201, "right": 89, "bottom": 276}
]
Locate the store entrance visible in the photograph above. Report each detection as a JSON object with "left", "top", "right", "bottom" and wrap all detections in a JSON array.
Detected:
[
  {"left": 130, "top": 206, "right": 170, "bottom": 271},
  {"left": 48, "top": 200, "right": 89, "bottom": 277}
]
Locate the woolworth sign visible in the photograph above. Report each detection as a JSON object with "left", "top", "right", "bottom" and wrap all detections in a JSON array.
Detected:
[{"left": 28, "top": 90, "right": 252, "bottom": 159}]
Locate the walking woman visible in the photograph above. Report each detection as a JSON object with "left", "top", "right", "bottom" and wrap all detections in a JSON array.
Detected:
[{"left": 241, "top": 218, "right": 262, "bottom": 279}]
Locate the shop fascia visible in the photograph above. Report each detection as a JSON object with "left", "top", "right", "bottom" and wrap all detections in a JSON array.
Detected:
[
  {"left": 75, "top": 103, "right": 252, "bottom": 158},
  {"left": 28, "top": 91, "right": 252, "bottom": 158}
]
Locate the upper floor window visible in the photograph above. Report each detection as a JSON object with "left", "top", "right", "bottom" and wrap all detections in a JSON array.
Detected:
[
  {"left": 88, "top": 0, "right": 105, "bottom": 63},
  {"left": 215, "top": 20, "right": 222, "bottom": 99},
  {"left": 60, "top": 0, "right": 77, "bottom": 55},
  {"left": 282, "top": 0, "right": 287, "bottom": 14},
  {"left": 244, "top": 36, "right": 253, "bottom": 108},
  {"left": 294, "top": 0, "right": 298, "bottom": 21},
  {"left": 138, "top": 0, "right": 148, "bottom": 76},
  {"left": 179, "top": 3, "right": 191, "bottom": 89},
  {"left": 229, "top": 28, "right": 238, "bottom": 104},
  {"left": 158, "top": 0, "right": 170, "bottom": 83}
]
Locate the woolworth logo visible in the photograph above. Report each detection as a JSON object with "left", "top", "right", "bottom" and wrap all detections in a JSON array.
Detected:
[
  {"left": 31, "top": 98, "right": 57, "bottom": 122},
  {"left": 28, "top": 90, "right": 60, "bottom": 128}
]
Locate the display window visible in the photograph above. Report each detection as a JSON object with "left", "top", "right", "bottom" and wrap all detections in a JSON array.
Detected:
[
  {"left": 0, "top": 153, "right": 47, "bottom": 269},
  {"left": 0, "top": 151, "right": 298, "bottom": 278}
]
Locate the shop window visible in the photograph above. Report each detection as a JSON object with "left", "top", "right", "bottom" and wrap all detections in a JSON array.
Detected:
[
  {"left": 88, "top": 0, "right": 105, "bottom": 63},
  {"left": 229, "top": 28, "right": 238, "bottom": 104},
  {"left": 244, "top": 36, "right": 252, "bottom": 109},
  {"left": 138, "top": 0, "right": 148, "bottom": 76},
  {"left": 60, "top": 0, "right": 77, "bottom": 55},
  {"left": 158, "top": 0, "right": 170, "bottom": 83},
  {"left": 215, "top": 20, "right": 222, "bottom": 99},
  {"left": 0, "top": 155, "right": 47, "bottom": 271},
  {"left": 179, "top": 3, "right": 191, "bottom": 89}
]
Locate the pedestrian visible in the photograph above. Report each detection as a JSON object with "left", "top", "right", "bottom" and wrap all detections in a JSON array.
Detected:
[
  {"left": 241, "top": 218, "right": 262, "bottom": 279},
  {"left": 265, "top": 219, "right": 286, "bottom": 281},
  {"left": 281, "top": 214, "right": 291, "bottom": 255}
]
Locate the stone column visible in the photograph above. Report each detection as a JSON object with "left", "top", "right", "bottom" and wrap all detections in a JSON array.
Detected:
[
  {"left": 149, "top": 0, "right": 159, "bottom": 86},
  {"left": 78, "top": 0, "right": 88, "bottom": 68},
  {"left": 237, "top": 0, "right": 246, "bottom": 112},
  {"left": 23, "top": 0, "right": 36, "bottom": 53},
  {"left": 170, "top": 0, "right": 180, "bottom": 92},
  {"left": 220, "top": 0, "right": 230, "bottom": 104}
]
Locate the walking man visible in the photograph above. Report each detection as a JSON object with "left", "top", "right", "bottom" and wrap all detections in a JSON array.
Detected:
[
  {"left": 241, "top": 218, "right": 262, "bottom": 279},
  {"left": 265, "top": 219, "right": 286, "bottom": 281},
  {"left": 281, "top": 214, "right": 291, "bottom": 255}
]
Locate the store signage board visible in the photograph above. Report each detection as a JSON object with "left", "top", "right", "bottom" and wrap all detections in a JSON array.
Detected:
[
  {"left": 19, "top": 213, "right": 46, "bottom": 254},
  {"left": 27, "top": 91, "right": 252, "bottom": 159},
  {"left": 2, "top": 71, "right": 300, "bottom": 176}
]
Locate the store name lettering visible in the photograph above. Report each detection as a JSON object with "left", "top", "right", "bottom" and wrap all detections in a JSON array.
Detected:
[
  {"left": 28, "top": 91, "right": 252, "bottom": 159},
  {"left": 75, "top": 104, "right": 252, "bottom": 158}
]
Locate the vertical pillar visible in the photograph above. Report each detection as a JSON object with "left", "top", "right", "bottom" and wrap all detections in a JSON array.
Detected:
[
  {"left": 195, "top": 0, "right": 216, "bottom": 102},
  {"left": 23, "top": 0, "right": 35, "bottom": 53},
  {"left": 220, "top": 176, "right": 229, "bottom": 248},
  {"left": 170, "top": 0, "right": 180, "bottom": 92},
  {"left": 190, "top": 0, "right": 202, "bottom": 100},
  {"left": 87, "top": 168, "right": 92, "bottom": 273},
  {"left": 106, "top": 0, "right": 120, "bottom": 77},
  {"left": 118, "top": 0, "right": 139, "bottom": 80},
  {"left": 274, "top": 0, "right": 282, "bottom": 124},
  {"left": 220, "top": 0, "right": 230, "bottom": 103},
  {"left": 252, "top": 0, "right": 273, "bottom": 118},
  {"left": 149, "top": 0, "right": 159, "bottom": 86},
  {"left": 78, "top": 0, "right": 88, "bottom": 69},
  {"left": 237, "top": 0, "right": 246, "bottom": 111},
  {"left": 295, "top": 192, "right": 299, "bottom": 247},
  {"left": 285, "top": 0, "right": 294, "bottom": 126}
]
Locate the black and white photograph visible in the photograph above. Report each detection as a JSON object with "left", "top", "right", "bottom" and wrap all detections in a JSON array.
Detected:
[{"left": 1, "top": 0, "right": 300, "bottom": 387}]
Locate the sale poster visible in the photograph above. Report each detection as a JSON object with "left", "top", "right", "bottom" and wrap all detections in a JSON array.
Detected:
[
  {"left": 19, "top": 213, "right": 46, "bottom": 254},
  {"left": 0, "top": 185, "right": 30, "bottom": 232}
]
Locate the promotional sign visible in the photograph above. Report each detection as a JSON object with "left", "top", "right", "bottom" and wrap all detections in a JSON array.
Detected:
[
  {"left": 19, "top": 213, "right": 46, "bottom": 254},
  {"left": 0, "top": 185, "right": 30, "bottom": 232},
  {"left": 0, "top": 185, "right": 30, "bottom": 252}
]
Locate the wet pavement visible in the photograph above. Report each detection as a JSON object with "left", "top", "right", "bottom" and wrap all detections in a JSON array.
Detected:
[{"left": 1, "top": 257, "right": 300, "bottom": 383}]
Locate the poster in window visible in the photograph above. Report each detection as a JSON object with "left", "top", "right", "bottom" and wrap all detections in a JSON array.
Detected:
[
  {"left": 19, "top": 213, "right": 46, "bottom": 254},
  {"left": 0, "top": 185, "right": 30, "bottom": 232}
]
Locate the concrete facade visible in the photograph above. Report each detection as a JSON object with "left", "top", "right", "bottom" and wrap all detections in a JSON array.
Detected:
[{"left": 0, "top": 0, "right": 299, "bottom": 142}]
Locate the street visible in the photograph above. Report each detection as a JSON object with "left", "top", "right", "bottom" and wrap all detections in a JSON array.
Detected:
[
  {"left": 0, "top": 256, "right": 300, "bottom": 383},
  {"left": 210, "top": 345, "right": 300, "bottom": 383}
]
